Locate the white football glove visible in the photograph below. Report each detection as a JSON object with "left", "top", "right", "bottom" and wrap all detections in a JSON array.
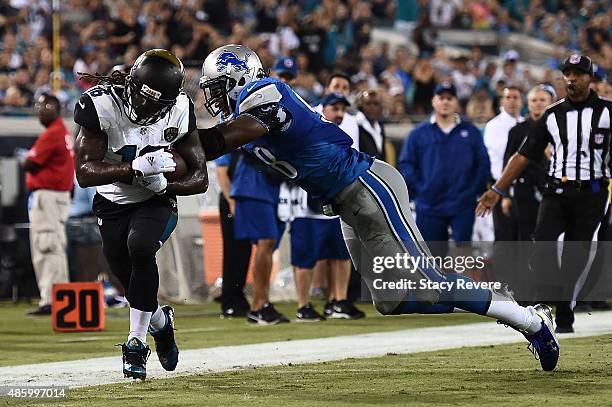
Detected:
[
  {"left": 131, "top": 150, "right": 176, "bottom": 176},
  {"left": 134, "top": 174, "right": 168, "bottom": 194}
]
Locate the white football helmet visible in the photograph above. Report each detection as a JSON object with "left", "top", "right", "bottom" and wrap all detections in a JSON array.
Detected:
[{"left": 199, "top": 44, "right": 266, "bottom": 117}]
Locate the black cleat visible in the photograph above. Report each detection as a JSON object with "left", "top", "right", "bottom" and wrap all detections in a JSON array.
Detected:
[
  {"left": 296, "top": 303, "right": 326, "bottom": 322},
  {"left": 247, "top": 303, "right": 290, "bottom": 325},
  {"left": 27, "top": 305, "right": 51, "bottom": 316},
  {"left": 121, "top": 337, "right": 151, "bottom": 380},
  {"left": 329, "top": 300, "right": 366, "bottom": 319},
  {"left": 323, "top": 300, "right": 335, "bottom": 317},
  {"left": 221, "top": 306, "right": 249, "bottom": 319},
  {"left": 149, "top": 305, "right": 179, "bottom": 371}
]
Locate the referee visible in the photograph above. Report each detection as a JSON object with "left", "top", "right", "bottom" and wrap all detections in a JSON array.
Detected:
[{"left": 477, "top": 54, "right": 612, "bottom": 333}]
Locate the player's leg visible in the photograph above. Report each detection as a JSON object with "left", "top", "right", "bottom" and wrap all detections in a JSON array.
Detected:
[
  {"left": 125, "top": 196, "right": 179, "bottom": 376},
  {"left": 336, "top": 160, "right": 558, "bottom": 370}
]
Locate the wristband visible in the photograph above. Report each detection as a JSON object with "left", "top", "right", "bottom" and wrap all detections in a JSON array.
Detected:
[{"left": 491, "top": 185, "right": 507, "bottom": 197}]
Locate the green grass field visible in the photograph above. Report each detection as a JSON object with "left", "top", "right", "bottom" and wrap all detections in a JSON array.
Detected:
[
  {"left": 4, "top": 335, "right": 612, "bottom": 407},
  {"left": 0, "top": 301, "right": 483, "bottom": 367}
]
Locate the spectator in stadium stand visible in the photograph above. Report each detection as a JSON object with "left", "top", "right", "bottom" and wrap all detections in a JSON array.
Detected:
[
  {"left": 492, "top": 49, "right": 525, "bottom": 90},
  {"left": 215, "top": 152, "right": 252, "bottom": 319},
  {"left": 5, "top": 65, "right": 34, "bottom": 107},
  {"left": 591, "top": 64, "right": 611, "bottom": 98},
  {"left": 477, "top": 54, "right": 612, "bottom": 333},
  {"left": 411, "top": 57, "right": 437, "bottom": 115},
  {"left": 483, "top": 85, "right": 524, "bottom": 242},
  {"left": 466, "top": 79, "right": 495, "bottom": 126},
  {"left": 355, "top": 89, "right": 386, "bottom": 162},
  {"left": 399, "top": 82, "right": 490, "bottom": 257},
  {"left": 451, "top": 55, "right": 477, "bottom": 108},
  {"left": 22, "top": 93, "right": 74, "bottom": 316}
]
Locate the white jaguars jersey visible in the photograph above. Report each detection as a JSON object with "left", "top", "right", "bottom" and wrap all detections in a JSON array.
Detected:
[{"left": 74, "top": 84, "right": 196, "bottom": 204}]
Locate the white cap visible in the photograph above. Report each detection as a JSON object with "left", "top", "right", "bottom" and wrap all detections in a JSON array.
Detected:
[{"left": 504, "top": 49, "right": 519, "bottom": 62}]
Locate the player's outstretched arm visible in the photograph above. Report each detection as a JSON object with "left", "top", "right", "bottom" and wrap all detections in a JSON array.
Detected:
[
  {"left": 476, "top": 152, "right": 530, "bottom": 217},
  {"left": 74, "top": 126, "right": 134, "bottom": 187},
  {"left": 198, "top": 114, "right": 269, "bottom": 161},
  {"left": 166, "top": 129, "right": 209, "bottom": 196}
]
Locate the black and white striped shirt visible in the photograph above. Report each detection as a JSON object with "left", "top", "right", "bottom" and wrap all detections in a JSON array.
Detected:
[{"left": 519, "top": 91, "right": 611, "bottom": 181}]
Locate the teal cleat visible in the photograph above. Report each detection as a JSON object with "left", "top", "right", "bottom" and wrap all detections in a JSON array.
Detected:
[
  {"left": 149, "top": 305, "right": 179, "bottom": 371},
  {"left": 121, "top": 337, "right": 151, "bottom": 380}
]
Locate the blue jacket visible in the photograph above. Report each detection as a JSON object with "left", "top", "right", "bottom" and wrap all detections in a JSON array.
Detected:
[{"left": 398, "top": 117, "right": 490, "bottom": 216}]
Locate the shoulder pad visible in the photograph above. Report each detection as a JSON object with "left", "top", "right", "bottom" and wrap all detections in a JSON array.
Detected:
[{"left": 238, "top": 83, "right": 282, "bottom": 113}]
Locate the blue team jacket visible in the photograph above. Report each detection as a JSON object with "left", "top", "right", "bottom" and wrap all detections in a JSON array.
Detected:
[{"left": 398, "top": 118, "right": 490, "bottom": 216}]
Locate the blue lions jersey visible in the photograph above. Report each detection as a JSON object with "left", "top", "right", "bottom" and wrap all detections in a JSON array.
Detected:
[{"left": 234, "top": 77, "right": 372, "bottom": 200}]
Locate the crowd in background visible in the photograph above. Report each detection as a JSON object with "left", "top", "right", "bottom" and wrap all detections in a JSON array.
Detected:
[{"left": 0, "top": 0, "right": 610, "bottom": 125}]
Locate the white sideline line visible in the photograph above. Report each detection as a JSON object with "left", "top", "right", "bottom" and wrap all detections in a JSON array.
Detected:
[{"left": 2, "top": 311, "right": 612, "bottom": 389}]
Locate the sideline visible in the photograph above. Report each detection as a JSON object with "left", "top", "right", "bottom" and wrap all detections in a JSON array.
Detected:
[{"left": 1, "top": 311, "right": 611, "bottom": 388}]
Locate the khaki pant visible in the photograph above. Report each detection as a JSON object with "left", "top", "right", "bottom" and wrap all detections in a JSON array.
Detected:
[{"left": 29, "top": 190, "right": 71, "bottom": 307}]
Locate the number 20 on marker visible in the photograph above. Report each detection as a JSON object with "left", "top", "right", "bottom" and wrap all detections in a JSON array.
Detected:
[{"left": 51, "top": 282, "right": 105, "bottom": 332}]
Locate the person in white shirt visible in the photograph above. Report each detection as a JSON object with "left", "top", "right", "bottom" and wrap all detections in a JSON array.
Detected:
[{"left": 483, "top": 86, "right": 524, "bottom": 241}]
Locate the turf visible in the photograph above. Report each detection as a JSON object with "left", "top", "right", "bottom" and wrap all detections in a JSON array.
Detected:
[
  {"left": 0, "top": 301, "right": 483, "bottom": 367},
  {"left": 4, "top": 335, "right": 611, "bottom": 407}
]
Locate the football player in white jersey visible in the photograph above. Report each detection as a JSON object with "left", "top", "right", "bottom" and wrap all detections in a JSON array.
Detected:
[{"left": 73, "top": 49, "right": 208, "bottom": 380}]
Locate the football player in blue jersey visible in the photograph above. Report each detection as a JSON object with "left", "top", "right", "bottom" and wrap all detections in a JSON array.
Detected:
[{"left": 197, "top": 45, "right": 560, "bottom": 371}]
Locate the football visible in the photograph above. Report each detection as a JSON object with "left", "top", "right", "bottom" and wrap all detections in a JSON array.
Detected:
[{"left": 165, "top": 148, "right": 188, "bottom": 182}]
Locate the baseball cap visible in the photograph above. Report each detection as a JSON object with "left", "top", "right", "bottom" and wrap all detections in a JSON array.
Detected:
[
  {"left": 320, "top": 92, "right": 350, "bottom": 107},
  {"left": 434, "top": 81, "right": 457, "bottom": 97},
  {"left": 504, "top": 49, "right": 519, "bottom": 62},
  {"left": 273, "top": 56, "right": 298, "bottom": 79},
  {"left": 593, "top": 64, "right": 608, "bottom": 82},
  {"left": 559, "top": 54, "right": 593, "bottom": 76}
]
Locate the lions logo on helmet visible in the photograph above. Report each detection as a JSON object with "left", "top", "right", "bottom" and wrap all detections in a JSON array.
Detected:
[
  {"left": 123, "top": 49, "right": 185, "bottom": 126},
  {"left": 216, "top": 51, "right": 250, "bottom": 73},
  {"left": 199, "top": 44, "right": 266, "bottom": 117}
]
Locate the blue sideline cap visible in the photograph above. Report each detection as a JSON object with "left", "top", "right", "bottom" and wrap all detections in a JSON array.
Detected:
[
  {"left": 273, "top": 56, "right": 298, "bottom": 79},
  {"left": 320, "top": 92, "right": 350, "bottom": 107},
  {"left": 434, "top": 81, "right": 457, "bottom": 97}
]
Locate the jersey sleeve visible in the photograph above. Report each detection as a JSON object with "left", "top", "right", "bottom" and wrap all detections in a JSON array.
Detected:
[
  {"left": 519, "top": 114, "right": 551, "bottom": 161},
  {"left": 73, "top": 93, "right": 102, "bottom": 133},
  {"left": 237, "top": 81, "right": 283, "bottom": 115},
  {"left": 174, "top": 93, "right": 197, "bottom": 141}
]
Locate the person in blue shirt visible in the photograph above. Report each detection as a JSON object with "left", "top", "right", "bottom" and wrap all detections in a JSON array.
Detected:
[
  {"left": 215, "top": 152, "right": 252, "bottom": 318},
  {"left": 197, "top": 44, "right": 560, "bottom": 371},
  {"left": 398, "top": 82, "right": 490, "bottom": 256}
]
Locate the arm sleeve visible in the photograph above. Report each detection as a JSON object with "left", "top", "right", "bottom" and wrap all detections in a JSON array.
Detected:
[
  {"left": 240, "top": 103, "right": 293, "bottom": 133},
  {"left": 519, "top": 115, "right": 550, "bottom": 161},
  {"left": 397, "top": 130, "right": 420, "bottom": 198},
  {"left": 73, "top": 93, "right": 102, "bottom": 133}
]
